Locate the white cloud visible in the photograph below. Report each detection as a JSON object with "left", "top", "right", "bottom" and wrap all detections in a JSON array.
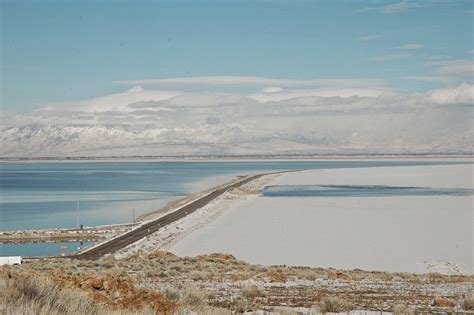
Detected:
[
  {"left": 357, "top": 1, "right": 423, "bottom": 14},
  {"left": 2, "top": 90, "right": 471, "bottom": 156},
  {"left": 2, "top": 77, "right": 472, "bottom": 157},
  {"left": 140, "top": 93, "right": 255, "bottom": 108},
  {"left": 428, "top": 55, "right": 452, "bottom": 60},
  {"left": 41, "top": 88, "right": 181, "bottom": 113},
  {"left": 380, "top": 1, "right": 423, "bottom": 13},
  {"left": 111, "top": 76, "right": 391, "bottom": 105},
  {"left": 427, "top": 83, "right": 474, "bottom": 105},
  {"left": 41, "top": 86, "right": 392, "bottom": 114},
  {"left": 397, "top": 43, "right": 424, "bottom": 50},
  {"left": 431, "top": 59, "right": 474, "bottom": 77},
  {"left": 262, "top": 87, "right": 283, "bottom": 93},
  {"left": 369, "top": 53, "right": 411, "bottom": 61},
  {"left": 127, "top": 86, "right": 144, "bottom": 93},
  {"left": 34, "top": 76, "right": 394, "bottom": 115},
  {"left": 115, "top": 76, "right": 387, "bottom": 89},
  {"left": 358, "top": 34, "right": 383, "bottom": 41},
  {"left": 401, "top": 76, "right": 454, "bottom": 83},
  {"left": 249, "top": 88, "right": 391, "bottom": 102}
]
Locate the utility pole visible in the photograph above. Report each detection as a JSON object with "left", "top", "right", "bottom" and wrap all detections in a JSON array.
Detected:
[{"left": 76, "top": 201, "right": 80, "bottom": 228}]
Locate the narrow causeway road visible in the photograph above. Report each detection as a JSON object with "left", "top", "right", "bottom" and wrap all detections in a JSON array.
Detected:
[{"left": 71, "top": 173, "right": 265, "bottom": 260}]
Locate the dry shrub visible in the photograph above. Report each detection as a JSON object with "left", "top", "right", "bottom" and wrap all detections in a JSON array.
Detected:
[
  {"left": 196, "top": 253, "right": 237, "bottom": 265},
  {"left": 327, "top": 270, "right": 352, "bottom": 281},
  {"left": 461, "top": 296, "right": 474, "bottom": 310},
  {"left": 393, "top": 304, "right": 407, "bottom": 314},
  {"left": 427, "top": 272, "right": 446, "bottom": 284},
  {"left": 206, "top": 272, "right": 224, "bottom": 281},
  {"left": 180, "top": 284, "right": 209, "bottom": 309},
  {"left": 175, "top": 305, "right": 231, "bottom": 314},
  {"left": 275, "top": 306, "right": 321, "bottom": 315},
  {"left": 147, "top": 251, "right": 177, "bottom": 260},
  {"left": 0, "top": 276, "right": 100, "bottom": 315},
  {"left": 163, "top": 287, "right": 181, "bottom": 302},
  {"left": 319, "top": 296, "right": 353, "bottom": 313},
  {"left": 393, "top": 304, "right": 415, "bottom": 315},
  {"left": 190, "top": 271, "right": 209, "bottom": 281},
  {"left": 296, "top": 269, "right": 317, "bottom": 281},
  {"left": 230, "top": 273, "right": 251, "bottom": 281},
  {"left": 241, "top": 285, "right": 262, "bottom": 299},
  {"left": 432, "top": 296, "right": 456, "bottom": 308},
  {"left": 267, "top": 270, "right": 288, "bottom": 283},
  {"left": 48, "top": 269, "right": 177, "bottom": 312}
]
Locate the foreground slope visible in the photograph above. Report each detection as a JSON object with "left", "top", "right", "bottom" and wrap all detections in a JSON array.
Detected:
[{"left": 1, "top": 252, "right": 473, "bottom": 314}]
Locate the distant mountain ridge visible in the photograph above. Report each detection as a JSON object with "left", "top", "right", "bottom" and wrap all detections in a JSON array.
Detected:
[
  {"left": 1, "top": 123, "right": 471, "bottom": 158},
  {"left": 2, "top": 85, "right": 472, "bottom": 158}
]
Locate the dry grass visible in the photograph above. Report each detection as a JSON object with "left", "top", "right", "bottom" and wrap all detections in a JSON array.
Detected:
[
  {"left": 0, "top": 267, "right": 176, "bottom": 314},
  {"left": 318, "top": 297, "right": 354, "bottom": 313},
  {"left": 0, "top": 271, "right": 205, "bottom": 315},
  {"left": 241, "top": 285, "right": 262, "bottom": 299},
  {"left": 392, "top": 304, "right": 414, "bottom": 315},
  {"left": 0, "top": 276, "right": 101, "bottom": 315},
  {"left": 267, "top": 270, "right": 288, "bottom": 282},
  {"left": 432, "top": 296, "right": 456, "bottom": 307},
  {"left": 461, "top": 295, "right": 474, "bottom": 310},
  {"left": 180, "top": 284, "right": 210, "bottom": 309},
  {"left": 3, "top": 251, "right": 472, "bottom": 314},
  {"left": 174, "top": 306, "right": 231, "bottom": 315}
]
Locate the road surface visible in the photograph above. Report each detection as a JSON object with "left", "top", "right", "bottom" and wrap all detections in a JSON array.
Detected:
[{"left": 71, "top": 173, "right": 265, "bottom": 260}]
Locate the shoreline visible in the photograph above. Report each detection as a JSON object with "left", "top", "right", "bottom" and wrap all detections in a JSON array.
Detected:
[
  {"left": 0, "top": 154, "right": 473, "bottom": 163},
  {"left": 2, "top": 165, "right": 470, "bottom": 275},
  {"left": 2, "top": 160, "right": 472, "bottom": 271},
  {"left": 0, "top": 223, "right": 137, "bottom": 244},
  {"left": 114, "top": 171, "right": 281, "bottom": 258},
  {"left": 72, "top": 172, "right": 282, "bottom": 260},
  {"left": 171, "top": 164, "right": 473, "bottom": 275},
  {"left": 0, "top": 171, "right": 273, "bottom": 252}
]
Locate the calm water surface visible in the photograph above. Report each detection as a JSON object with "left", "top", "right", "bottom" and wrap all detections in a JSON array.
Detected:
[
  {"left": 0, "top": 160, "right": 467, "bottom": 256},
  {"left": 263, "top": 185, "right": 474, "bottom": 197},
  {"left": 1, "top": 241, "right": 92, "bottom": 257}
]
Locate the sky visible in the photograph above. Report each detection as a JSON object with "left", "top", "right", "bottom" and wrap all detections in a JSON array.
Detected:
[
  {"left": 1, "top": 0, "right": 473, "bottom": 111},
  {"left": 0, "top": 0, "right": 473, "bottom": 156}
]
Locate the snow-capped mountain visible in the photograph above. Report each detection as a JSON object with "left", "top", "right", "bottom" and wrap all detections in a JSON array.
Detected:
[
  {"left": 1, "top": 85, "right": 472, "bottom": 157},
  {"left": 0, "top": 121, "right": 471, "bottom": 157}
]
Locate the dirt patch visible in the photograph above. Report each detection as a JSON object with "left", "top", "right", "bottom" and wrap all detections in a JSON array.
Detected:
[{"left": 51, "top": 270, "right": 177, "bottom": 312}]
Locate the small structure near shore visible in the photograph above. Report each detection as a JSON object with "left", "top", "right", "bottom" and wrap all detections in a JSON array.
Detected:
[{"left": 0, "top": 256, "right": 23, "bottom": 266}]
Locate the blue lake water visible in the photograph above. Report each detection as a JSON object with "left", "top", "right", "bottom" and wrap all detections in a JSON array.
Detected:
[
  {"left": 0, "top": 159, "right": 469, "bottom": 256},
  {"left": 263, "top": 185, "right": 474, "bottom": 197},
  {"left": 0, "top": 241, "right": 92, "bottom": 257}
]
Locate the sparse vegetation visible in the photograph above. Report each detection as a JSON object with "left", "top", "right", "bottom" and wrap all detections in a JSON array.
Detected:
[
  {"left": 180, "top": 284, "right": 209, "bottom": 309},
  {"left": 241, "top": 284, "right": 262, "bottom": 300},
  {"left": 0, "top": 267, "right": 176, "bottom": 314},
  {"left": 392, "top": 304, "right": 408, "bottom": 315},
  {"left": 318, "top": 297, "right": 354, "bottom": 313},
  {"left": 432, "top": 296, "right": 456, "bottom": 307},
  {"left": 1, "top": 251, "right": 472, "bottom": 314},
  {"left": 267, "top": 270, "right": 288, "bottom": 282},
  {"left": 461, "top": 295, "right": 474, "bottom": 310},
  {"left": 0, "top": 276, "right": 101, "bottom": 315}
]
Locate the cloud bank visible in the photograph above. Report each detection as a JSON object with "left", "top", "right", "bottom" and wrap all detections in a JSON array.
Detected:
[{"left": 0, "top": 77, "right": 472, "bottom": 157}]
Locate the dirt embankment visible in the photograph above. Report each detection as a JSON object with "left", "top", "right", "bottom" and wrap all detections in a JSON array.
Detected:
[{"left": 0, "top": 267, "right": 177, "bottom": 314}]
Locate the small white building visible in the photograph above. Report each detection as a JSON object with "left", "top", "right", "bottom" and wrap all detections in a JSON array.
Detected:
[{"left": 0, "top": 256, "right": 23, "bottom": 266}]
